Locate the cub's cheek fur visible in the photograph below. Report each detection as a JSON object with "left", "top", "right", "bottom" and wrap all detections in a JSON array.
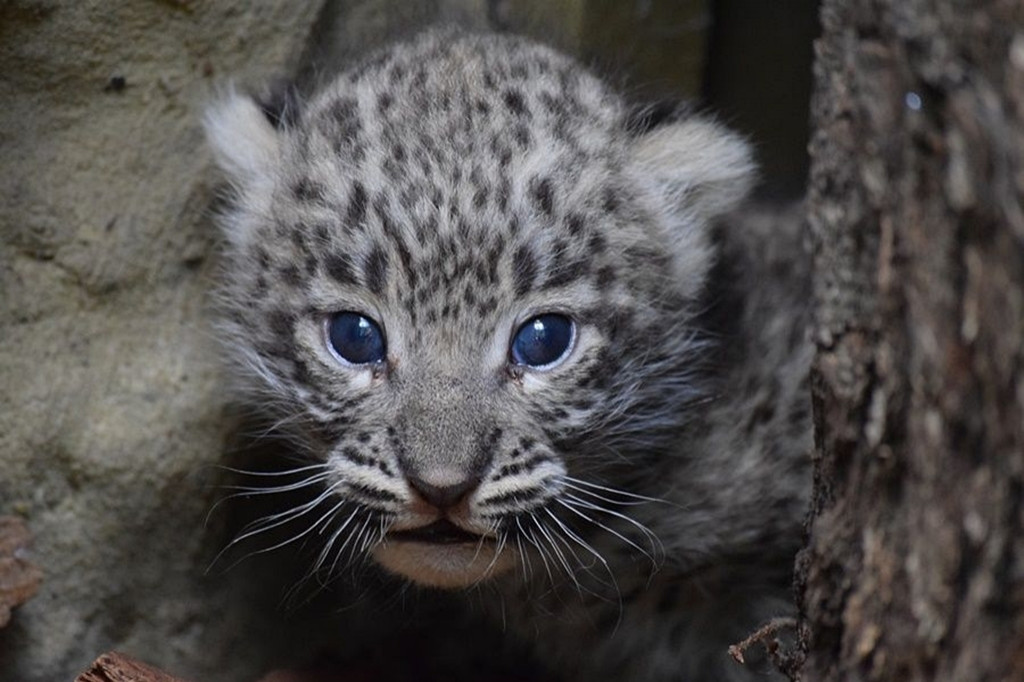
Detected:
[{"left": 372, "top": 541, "right": 516, "bottom": 589}]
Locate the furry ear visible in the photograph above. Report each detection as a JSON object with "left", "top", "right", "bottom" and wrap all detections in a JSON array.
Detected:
[
  {"left": 627, "top": 118, "right": 756, "bottom": 297},
  {"left": 203, "top": 90, "right": 281, "bottom": 191},
  {"left": 629, "top": 117, "right": 756, "bottom": 222}
]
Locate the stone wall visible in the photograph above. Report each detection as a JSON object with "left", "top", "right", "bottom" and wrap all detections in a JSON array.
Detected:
[{"left": 0, "top": 3, "right": 327, "bottom": 679}]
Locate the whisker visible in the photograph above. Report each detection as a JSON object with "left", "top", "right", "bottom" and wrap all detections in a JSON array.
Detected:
[
  {"left": 484, "top": 529, "right": 509, "bottom": 577},
  {"left": 560, "top": 502, "right": 657, "bottom": 569},
  {"left": 216, "top": 474, "right": 333, "bottom": 499},
  {"left": 514, "top": 517, "right": 536, "bottom": 581},
  {"left": 205, "top": 468, "right": 332, "bottom": 526},
  {"left": 561, "top": 494, "right": 665, "bottom": 563},
  {"left": 542, "top": 508, "right": 611, "bottom": 574},
  {"left": 522, "top": 519, "right": 557, "bottom": 587},
  {"left": 560, "top": 481, "right": 652, "bottom": 508},
  {"left": 514, "top": 533, "right": 532, "bottom": 582},
  {"left": 229, "top": 481, "right": 339, "bottom": 539},
  {"left": 316, "top": 508, "right": 362, "bottom": 577},
  {"left": 217, "top": 463, "right": 329, "bottom": 478},
  {"left": 529, "top": 516, "right": 580, "bottom": 593},
  {"left": 561, "top": 476, "right": 669, "bottom": 505},
  {"left": 542, "top": 509, "right": 620, "bottom": 601},
  {"left": 331, "top": 514, "right": 370, "bottom": 570},
  {"left": 216, "top": 495, "right": 348, "bottom": 573}
]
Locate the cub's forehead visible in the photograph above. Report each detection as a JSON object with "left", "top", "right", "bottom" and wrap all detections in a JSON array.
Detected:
[
  {"left": 276, "top": 32, "right": 630, "bottom": 216},
  {"left": 255, "top": 32, "right": 645, "bottom": 328},
  {"left": 302, "top": 31, "right": 626, "bottom": 161}
]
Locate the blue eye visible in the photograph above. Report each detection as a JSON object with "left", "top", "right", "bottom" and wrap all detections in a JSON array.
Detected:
[
  {"left": 510, "top": 314, "right": 575, "bottom": 369},
  {"left": 327, "top": 312, "right": 386, "bottom": 365}
]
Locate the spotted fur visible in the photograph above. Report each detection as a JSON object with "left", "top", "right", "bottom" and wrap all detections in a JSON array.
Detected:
[{"left": 205, "top": 29, "right": 811, "bottom": 682}]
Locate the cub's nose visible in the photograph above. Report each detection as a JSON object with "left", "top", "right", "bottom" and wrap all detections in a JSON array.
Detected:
[{"left": 406, "top": 472, "right": 481, "bottom": 510}]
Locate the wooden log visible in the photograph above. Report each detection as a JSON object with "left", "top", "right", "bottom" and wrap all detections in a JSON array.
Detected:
[{"left": 75, "top": 652, "right": 190, "bottom": 682}]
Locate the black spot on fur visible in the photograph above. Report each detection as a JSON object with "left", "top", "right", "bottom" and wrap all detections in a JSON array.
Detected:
[
  {"left": 346, "top": 183, "right": 368, "bottom": 229},
  {"left": 293, "top": 177, "right": 326, "bottom": 203},
  {"left": 291, "top": 358, "right": 314, "bottom": 385},
  {"left": 304, "top": 255, "right": 319, "bottom": 277},
  {"left": 413, "top": 66, "right": 427, "bottom": 89},
  {"left": 602, "top": 187, "right": 621, "bottom": 213},
  {"left": 253, "top": 247, "right": 270, "bottom": 268},
  {"left": 503, "top": 89, "right": 530, "bottom": 118},
  {"left": 513, "top": 125, "right": 531, "bottom": 148},
  {"left": 392, "top": 231, "right": 417, "bottom": 288},
  {"left": 328, "top": 98, "right": 361, "bottom": 143},
  {"left": 565, "top": 213, "right": 585, "bottom": 237},
  {"left": 266, "top": 309, "right": 295, "bottom": 339},
  {"left": 596, "top": 265, "right": 617, "bottom": 290},
  {"left": 342, "top": 446, "right": 373, "bottom": 467},
  {"left": 496, "top": 179, "right": 510, "bottom": 212},
  {"left": 473, "top": 187, "right": 488, "bottom": 209},
  {"left": 477, "top": 296, "right": 498, "bottom": 315},
  {"left": 330, "top": 97, "right": 357, "bottom": 123},
  {"left": 363, "top": 247, "right": 389, "bottom": 295},
  {"left": 512, "top": 244, "right": 538, "bottom": 297},
  {"left": 289, "top": 229, "right": 308, "bottom": 253},
  {"left": 543, "top": 257, "right": 589, "bottom": 290},
  {"left": 486, "top": 237, "right": 505, "bottom": 283},
  {"left": 325, "top": 253, "right": 357, "bottom": 285},
  {"left": 531, "top": 177, "right": 554, "bottom": 215},
  {"left": 279, "top": 264, "right": 302, "bottom": 287}
]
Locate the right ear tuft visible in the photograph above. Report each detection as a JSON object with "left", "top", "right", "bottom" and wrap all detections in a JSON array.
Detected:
[{"left": 203, "top": 91, "right": 281, "bottom": 189}]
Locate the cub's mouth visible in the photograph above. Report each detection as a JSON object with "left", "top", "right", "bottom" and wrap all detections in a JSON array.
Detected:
[
  {"left": 387, "top": 519, "right": 487, "bottom": 545},
  {"left": 374, "top": 520, "right": 514, "bottom": 588}
]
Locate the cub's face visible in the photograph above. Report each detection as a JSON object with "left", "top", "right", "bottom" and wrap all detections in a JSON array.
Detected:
[{"left": 206, "top": 32, "right": 753, "bottom": 588}]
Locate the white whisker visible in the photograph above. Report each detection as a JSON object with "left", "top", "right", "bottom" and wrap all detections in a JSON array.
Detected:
[
  {"left": 561, "top": 476, "right": 668, "bottom": 505},
  {"left": 561, "top": 494, "right": 664, "bottom": 564}
]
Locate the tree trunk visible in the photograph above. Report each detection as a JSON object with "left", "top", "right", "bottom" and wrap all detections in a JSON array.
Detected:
[{"left": 799, "top": 1, "right": 1024, "bottom": 681}]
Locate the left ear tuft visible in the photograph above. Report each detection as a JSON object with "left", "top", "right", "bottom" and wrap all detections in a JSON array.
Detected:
[{"left": 203, "top": 90, "right": 282, "bottom": 191}]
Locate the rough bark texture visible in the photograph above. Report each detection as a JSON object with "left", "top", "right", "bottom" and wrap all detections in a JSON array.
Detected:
[{"left": 800, "top": 1, "right": 1024, "bottom": 680}]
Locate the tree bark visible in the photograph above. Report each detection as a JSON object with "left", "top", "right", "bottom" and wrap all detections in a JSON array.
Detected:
[{"left": 799, "top": 1, "right": 1024, "bottom": 681}]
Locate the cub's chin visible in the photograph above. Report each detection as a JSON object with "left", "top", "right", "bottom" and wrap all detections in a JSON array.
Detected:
[{"left": 372, "top": 540, "right": 515, "bottom": 589}]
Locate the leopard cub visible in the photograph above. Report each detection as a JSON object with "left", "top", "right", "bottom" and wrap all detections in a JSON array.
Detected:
[{"left": 205, "top": 28, "right": 811, "bottom": 682}]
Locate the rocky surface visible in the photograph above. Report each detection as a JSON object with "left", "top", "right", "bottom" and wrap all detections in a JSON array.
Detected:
[{"left": 0, "top": 2, "right": 327, "bottom": 680}]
